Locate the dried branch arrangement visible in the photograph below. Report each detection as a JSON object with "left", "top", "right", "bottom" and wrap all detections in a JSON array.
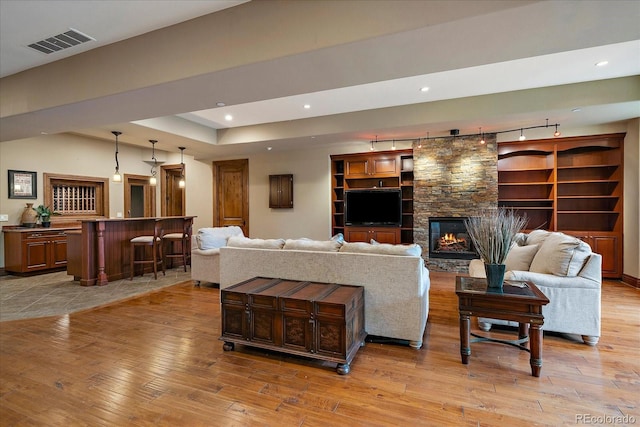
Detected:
[{"left": 464, "top": 208, "right": 527, "bottom": 264}]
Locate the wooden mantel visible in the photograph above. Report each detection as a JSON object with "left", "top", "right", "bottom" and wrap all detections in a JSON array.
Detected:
[{"left": 67, "top": 216, "right": 195, "bottom": 286}]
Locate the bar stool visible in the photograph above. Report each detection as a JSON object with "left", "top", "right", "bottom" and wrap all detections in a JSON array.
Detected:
[
  {"left": 130, "top": 220, "right": 165, "bottom": 280},
  {"left": 164, "top": 219, "right": 192, "bottom": 272}
]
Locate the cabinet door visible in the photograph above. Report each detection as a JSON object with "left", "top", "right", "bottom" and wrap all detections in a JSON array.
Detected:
[
  {"left": 370, "top": 155, "right": 400, "bottom": 177},
  {"left": 591, "top": 235, "right": 620, "bottom": 278},
  {"left": 345, "top": 228, "right": 371, "bottom": 242},
  {"left": 344, "top": 156, "right": 370, "bottom": 178},
  {"left": 371, "top": 229, "right": 399, "bottom": 244},
  {"left": 24, "top": 239, "right": 49, "bottom": 271},
  {"left": 269, "top": 174, "right": 293, "bottom": 208},
  {"left": 51, "top": 237, "right": 68, "bottom": 267}
]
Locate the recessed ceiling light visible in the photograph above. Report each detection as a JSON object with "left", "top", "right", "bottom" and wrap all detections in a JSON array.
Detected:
[
  {"left": 303, "top": 104, "right": 311, "bottom": 109},
  {"left": 216, "top": 102, "right": 226, "bottom": 107},
  {"left": 595, "top": 61, "right": 609, "bottom": 67},
  {"left": 267, "top": 146, "right": 272, "bottom": 151},
  {"left": 225, "top": 114, "right": 233, "bottom": 121},
  {"left": 420, "top": 87, "right": 429, "bottom": 92}
]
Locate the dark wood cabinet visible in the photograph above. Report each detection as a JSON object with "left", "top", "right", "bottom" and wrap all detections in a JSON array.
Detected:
[
  {"left": 344, "top": 153, "right": 400, "bottom": 178},
  {"left": 269, "top": 174, "right": 293, "bottom": 208},
  {"left": 498, "top": 133, "right": 624, "bottom": 278},
  {"left": 220, "top": 277, "right": 366, "bottom": 374},
  {"left": 331, "top": 149, "right": 413, "bottom": 244},
  {"left": 3, "top": 227, "right": 75, "bottom": 274},
  {"left": 344, "top": 227, "right": 400, "bottom": 244}
]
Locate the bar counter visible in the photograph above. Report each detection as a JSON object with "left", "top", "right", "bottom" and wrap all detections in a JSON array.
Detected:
[{"left": 67, "top": 216, "right": 195, "bottom": 286}]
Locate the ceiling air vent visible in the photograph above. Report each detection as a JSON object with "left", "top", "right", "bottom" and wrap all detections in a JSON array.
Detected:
[{"left": 27, "top": 28, "right": 94, "bottom": 55}]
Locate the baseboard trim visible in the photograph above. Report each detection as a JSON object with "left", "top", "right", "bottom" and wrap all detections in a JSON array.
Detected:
[{"left": 621, "top": 274, "right": 639, "bottom": 288}]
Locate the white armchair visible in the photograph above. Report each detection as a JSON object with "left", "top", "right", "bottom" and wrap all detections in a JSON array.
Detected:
[
  {"left": 191, "top": 226, "right": 244, "bottom": 286},
  {"left": 469, "top": 230, "right": 602, "bottom": 345}
]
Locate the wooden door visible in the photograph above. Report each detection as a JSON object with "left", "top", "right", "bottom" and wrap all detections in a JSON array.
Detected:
[
  {"left": 124, "top": 175, "right": 156, "bottom": 218},
  {"left": 213, "top": 159, "right": 249, "bottom": 236},
  {"left": 161, "top": 165, "right": 185, "bottom": 217}
]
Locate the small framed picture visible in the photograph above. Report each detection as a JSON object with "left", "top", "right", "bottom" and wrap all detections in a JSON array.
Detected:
[{"left": 8, "top": 170, "right": 37, "bottom": 199}]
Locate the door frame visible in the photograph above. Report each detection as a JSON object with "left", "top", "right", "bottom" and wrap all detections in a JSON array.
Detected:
[
  {"left": 212, "top": 159, "right": 249, "bottom": 235},
  {"left": 124, "top": 174, "right": 156, "bottom": 218},
  {"left": 161, "top": 164, "right": 185, "bottom": 217}
]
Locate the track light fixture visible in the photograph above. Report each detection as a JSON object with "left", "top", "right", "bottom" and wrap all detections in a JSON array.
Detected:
[
  {"left": 111, "top": 131, "right": 122, "bottom": 183},
  {"left": 178, "top": 146, "right": 186, "bottom": 188},
  {"left": 368, "top": 120, "right": 561, "bottom": 147},
  {"left": 149, "top": 140, "right": 158, "bottom": 186}
]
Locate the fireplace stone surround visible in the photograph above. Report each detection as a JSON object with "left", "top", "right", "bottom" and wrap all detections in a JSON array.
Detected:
[{"left": 413, "top": 133, "right": 498, "bottom": 273}]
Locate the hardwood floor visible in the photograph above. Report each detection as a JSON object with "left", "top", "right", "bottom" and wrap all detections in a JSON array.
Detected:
[{"left": 1, "top": 272, "right": 638, "bottom": 426}]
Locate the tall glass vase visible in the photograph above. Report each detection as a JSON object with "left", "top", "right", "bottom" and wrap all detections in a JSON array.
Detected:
[{"left": 484, "top": 263, "right": 506, "bottom": 290}]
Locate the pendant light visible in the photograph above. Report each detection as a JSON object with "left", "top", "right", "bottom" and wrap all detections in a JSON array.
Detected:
[
  {"left": 178, "top": 146, "right": 186, "bottom": 188},
  {"left": 112, "top": 131, "right": 122, "bottom": 182},
  {"left": 149, "top": 139, "right": 158, "bottom": 186}
]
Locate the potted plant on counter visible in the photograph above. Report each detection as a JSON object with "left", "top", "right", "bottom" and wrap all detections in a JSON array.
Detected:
[
  {"left": 35, "top": 205, "right": 60, "bottom": 227},
  {"left": 464, "top": 208, "right": 527, "bottom": 289}
]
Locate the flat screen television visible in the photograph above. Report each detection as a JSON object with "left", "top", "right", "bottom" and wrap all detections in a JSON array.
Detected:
[{"left": 344, "top": 189, "right": 402, "bottom": 226}]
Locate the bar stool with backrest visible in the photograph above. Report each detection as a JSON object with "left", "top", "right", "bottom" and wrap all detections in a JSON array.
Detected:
[
  {"left": 164, "top": 218, "right": 192, "bottom": 272},
  {"left": 130, "top": 219, "right": 165, "bottom": 280}
]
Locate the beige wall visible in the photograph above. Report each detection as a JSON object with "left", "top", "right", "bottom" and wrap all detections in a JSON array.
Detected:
[
  {"left": 1, "top": 127, "right": 638, "bottom": 281},
  {"left": 623, "top": 119, "right": 640, "bottom": 280}
]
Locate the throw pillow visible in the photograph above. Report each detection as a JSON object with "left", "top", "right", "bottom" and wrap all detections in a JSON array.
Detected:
[
  {"left": 339, "top": 241, "right": 422, "bottom": 257},
  {"left": 529, "top": 232, "right": 592, "bottom": 276},
  {"left": 227, "top": 236, "right": 286, "bottom": 249},
  {"left": 330, "top": 233, "right": 345, "bottom": 243},
  {"left": 196, "top": 229, "right": 229, "bottom": 250},
  {"left": 505, "top": 244, "right": 539, "bottom": 272},
  {"left": 525, "top": 229, "right": 550, "bottom": 247},
  {"left": 283, "top": 238, "right": 342, "bottom": 252}
]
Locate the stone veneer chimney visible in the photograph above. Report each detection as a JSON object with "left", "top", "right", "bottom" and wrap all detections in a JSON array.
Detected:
[{"left": 413, "top": 133, "right": 498, "bottom": 272}]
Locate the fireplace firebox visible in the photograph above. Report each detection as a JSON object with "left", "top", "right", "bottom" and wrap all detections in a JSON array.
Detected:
[{"left": 429, "top": 217, "right": 477, "bottom": 260}]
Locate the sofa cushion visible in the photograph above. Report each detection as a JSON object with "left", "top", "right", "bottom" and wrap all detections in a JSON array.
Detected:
[
  {"left": 227, "top": 235, "right": 286, "bottom": 249},
  {"left": 196, "top": 226, "right": 244, "bottom": 250},
  {"left": 505, "top": 244, "right": 539, "bottom": 271},
  {"left": 525, "top": 229, "right": 551, "bottom": 247},
  {"left": 529, "top": 232, "right": 592, "bottom": 277},
  {"left": 339, "top": 241, "right": 422, "bottom": 257},
  {"left": 283, "top": 238, "right": 342, "bottom": 252}
]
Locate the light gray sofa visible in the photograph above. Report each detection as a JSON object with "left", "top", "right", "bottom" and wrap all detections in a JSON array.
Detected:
[
  {"left": 469, "top": 229, "right": 602, "bottom": 345},
  {"left": 219, "top": 236, "right": 430, "bottom": 349},
  {"left": 191, "top": 226, "right": 245, "bottom": 285}
]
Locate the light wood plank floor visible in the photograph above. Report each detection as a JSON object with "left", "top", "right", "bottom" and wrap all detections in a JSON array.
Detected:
[{"left": 1, "top": 272, "right": 638, "bottom": 426}]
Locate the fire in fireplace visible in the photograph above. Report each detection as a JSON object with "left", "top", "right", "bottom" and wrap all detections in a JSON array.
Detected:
[{"left": 429, "top": 217, "right": 477, "bottom": 260}]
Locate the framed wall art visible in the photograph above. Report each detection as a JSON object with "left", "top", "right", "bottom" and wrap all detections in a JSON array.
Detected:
[{"left": 8, "top": 170, "right": 37, "bottom": 199}]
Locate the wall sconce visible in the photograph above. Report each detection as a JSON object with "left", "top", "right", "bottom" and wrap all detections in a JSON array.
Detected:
[
  {"left": 149, "top": 139, "right": 158, "bottom": 186},
  {"left": 178, "top": 146, "right": 186, "bottom": 188},
  {"left": 112, "top": 131, "right": 122, "bottom": 183}
]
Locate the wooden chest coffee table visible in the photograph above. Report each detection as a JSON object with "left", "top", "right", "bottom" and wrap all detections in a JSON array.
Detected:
[
  {"left": 220, "top": 277, "right": 366, "bottom": 375},
  {"left": 455, "top": 276, "right": 550, "bottom": 377}
]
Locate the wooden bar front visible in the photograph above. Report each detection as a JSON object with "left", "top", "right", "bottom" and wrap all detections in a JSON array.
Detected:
[{"left": 66, "top": 216, "right": 194, "bottom": 286}]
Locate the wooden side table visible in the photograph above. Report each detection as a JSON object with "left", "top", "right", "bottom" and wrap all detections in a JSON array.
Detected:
[{"left": 455, "top": 276, "right": 550, "bottom": 377}]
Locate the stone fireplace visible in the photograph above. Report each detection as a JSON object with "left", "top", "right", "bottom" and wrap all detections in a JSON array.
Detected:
[{"left": 413, "top": 133, "right": 498, "bottom": 273}]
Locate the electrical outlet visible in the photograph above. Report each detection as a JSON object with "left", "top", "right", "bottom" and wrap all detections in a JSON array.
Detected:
[
  {"left": 116, "top": 212, "right": 122, "bottom": 218},
  {"left": 0, "top": 214, "right": 9, "bottom": 222}
]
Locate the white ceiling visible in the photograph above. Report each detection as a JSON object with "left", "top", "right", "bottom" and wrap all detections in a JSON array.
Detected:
[{"left": 1, "top": 0, "right": 639, "bottom": 159}]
